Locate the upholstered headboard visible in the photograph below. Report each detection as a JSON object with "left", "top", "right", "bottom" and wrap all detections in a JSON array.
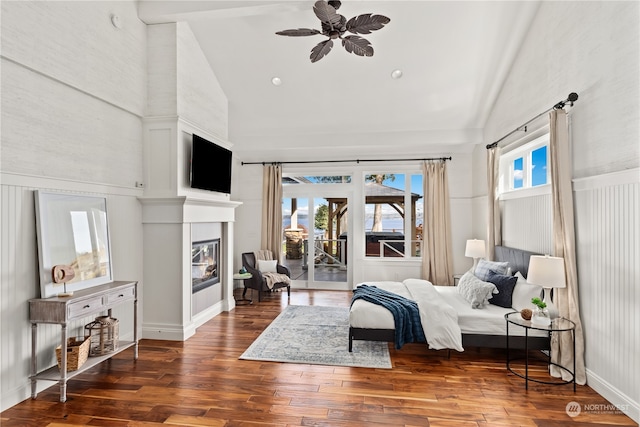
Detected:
[{"left": 494, "top": 246, "right": 540, "bottom": 279}]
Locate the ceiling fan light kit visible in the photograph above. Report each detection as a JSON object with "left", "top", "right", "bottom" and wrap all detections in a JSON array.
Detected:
[{"left": 276, "top": 0, "right": 390, "bottom": 63}]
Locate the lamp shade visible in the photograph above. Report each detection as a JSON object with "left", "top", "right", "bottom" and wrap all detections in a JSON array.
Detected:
[
  {"left": 527, "top": 255, "right": 566, "bottom": 288},
  {"left": 465, "top": 239, "right": 485, "bottom": 258}
]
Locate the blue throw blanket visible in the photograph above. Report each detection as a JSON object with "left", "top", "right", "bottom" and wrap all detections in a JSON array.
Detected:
[{"left": 351, "top": 284, "right": 426, "bottom": 349}]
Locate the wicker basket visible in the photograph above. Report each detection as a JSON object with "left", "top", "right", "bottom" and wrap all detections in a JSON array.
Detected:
[
  {"left": 56, "top": 337, "right": 90, "bottom": 372},
  {"left": 85, "top": 316, "right": 119, "bottom": 356}
]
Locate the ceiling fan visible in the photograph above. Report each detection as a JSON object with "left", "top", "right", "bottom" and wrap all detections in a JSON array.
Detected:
[{"left": 276, "top": 0, "right": 390, "bottom": 63}]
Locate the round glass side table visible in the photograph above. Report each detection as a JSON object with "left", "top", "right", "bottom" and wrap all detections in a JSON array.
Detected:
[
  {"left": 505, "top": 311, "right": 576, "bottom": 391},
  {"left": 233, "top": 272, "right": 253, "bottom": 305}
]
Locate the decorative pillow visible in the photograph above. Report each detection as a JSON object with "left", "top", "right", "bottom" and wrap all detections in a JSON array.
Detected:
[
  {"left": 486, "top": 270, "right": 518, "bottom": 308},
  {"left": 474, "top": 259, "right": 509, "bottom": 281},
  {"left": 257, "top": 259, "right": 278, "bottom": 273},
  {"left": 511, "top": 271, "right": 544, "bottom": 312},
  {"left": 457, "top": 271, "right": 498, "bottom": 309}
]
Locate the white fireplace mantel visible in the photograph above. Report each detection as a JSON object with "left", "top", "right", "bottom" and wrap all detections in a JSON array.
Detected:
[{"left": 139, "top": 196, "right": 242, "bottom": 224}]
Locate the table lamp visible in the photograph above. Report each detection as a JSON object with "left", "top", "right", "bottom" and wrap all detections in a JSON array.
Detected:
[
  {"left": 465, "top": 239, "right": 485, "bottom": 271},
  {"left": 526, "top": 255, "right": 566, "bottom": 319}
]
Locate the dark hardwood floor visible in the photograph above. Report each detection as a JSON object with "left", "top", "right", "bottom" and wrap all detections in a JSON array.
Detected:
[{"left": 2, "top": 289, "right": 635, "bottom": 426}]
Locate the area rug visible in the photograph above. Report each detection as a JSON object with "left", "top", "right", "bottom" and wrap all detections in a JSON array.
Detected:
[{"left": 240, "top": 305, "right": 392, "bottom": 369}]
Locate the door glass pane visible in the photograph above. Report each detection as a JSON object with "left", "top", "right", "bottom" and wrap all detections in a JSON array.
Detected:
[
  {"left": 411, "top": 174, "right": 423, "bottom": 257},
  {"left": 282, "top": 198, "right": 308, "bottom": 280},
  {"left": 282, "top": 196, "right": 347, "bottom": 284},
  {"left": 312, "top": 197, "right": 347, "bottom": 283}
]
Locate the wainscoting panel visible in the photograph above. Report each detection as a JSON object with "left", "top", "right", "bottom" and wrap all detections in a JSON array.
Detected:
[
  {"left": 1, "top": 181, "right": 142, "bottom": 410},
  {"left": 574, "top": 170, "right": 639, "bottom": 421},
  {"left": 501, "top": 192, "right": 553, "bottom": 254}
]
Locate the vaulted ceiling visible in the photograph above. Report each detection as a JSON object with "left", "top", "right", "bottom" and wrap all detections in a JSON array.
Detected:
[{"left": 139, "top": 1, "right": 540, "bottom": 158}]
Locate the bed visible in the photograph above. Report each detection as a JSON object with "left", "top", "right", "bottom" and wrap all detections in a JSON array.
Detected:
[{"left": 349, "top": 245, "right": 549, "bottom": 351}]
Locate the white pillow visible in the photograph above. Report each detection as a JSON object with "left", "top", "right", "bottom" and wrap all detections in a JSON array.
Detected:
[
  {"left": 511, "top": 271, "right": 544, "bottom": 311},
  {"left": 257, "top": 259, "right": 278, "bottom": 273},
  {"left": 457, "top": 271, "right": 498, "bottom": 309}
]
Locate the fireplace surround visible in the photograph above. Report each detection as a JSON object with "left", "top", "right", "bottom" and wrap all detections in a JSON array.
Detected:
[{"left": 192, "top": 238, "right": 220, "bottom": 293}]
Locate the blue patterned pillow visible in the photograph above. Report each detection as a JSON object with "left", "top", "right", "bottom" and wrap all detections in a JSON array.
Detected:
[
  {"left": 486, "top": 270, "right": 518, "bottom": 308},
  {"left": 474, "top": 259, "right": 509, "bottom": 281}
]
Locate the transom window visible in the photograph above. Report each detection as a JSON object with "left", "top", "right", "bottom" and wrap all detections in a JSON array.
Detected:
[
  {"left": 499, "top": 133, "right": 549, "bottom": 194},
  {"left": 283, "top": 175, "right": 351, "bottom": 185}
]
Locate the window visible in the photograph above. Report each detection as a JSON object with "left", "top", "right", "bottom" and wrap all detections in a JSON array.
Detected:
[
  {"left": 283, "top": 175, "right": 351, "bottom": 185},
  {"left": 500, "top": 133, "right": 549, "bottom": 194},
  {"left": 364, "top": 173, "right": 423, "bottom": 258}
]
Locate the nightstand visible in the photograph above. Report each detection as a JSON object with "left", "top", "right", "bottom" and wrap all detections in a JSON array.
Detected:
[{"left": 505, "top": 311, "right": 576, "bottom": 391}]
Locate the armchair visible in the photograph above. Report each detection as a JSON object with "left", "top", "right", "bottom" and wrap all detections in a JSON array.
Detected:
[{"left": 241, "top": 252, "right": 291, "bottom": 302}]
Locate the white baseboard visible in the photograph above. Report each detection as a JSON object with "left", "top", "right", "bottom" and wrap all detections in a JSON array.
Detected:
[
  {"left": 141, "top": 322, "right": 196, "bottom": 341},
  {"left": 191, "top": 301, "right": 224, "bottom": 329},
  {"left": 586, "top": 368, "right": 640, "bottom": 423}
]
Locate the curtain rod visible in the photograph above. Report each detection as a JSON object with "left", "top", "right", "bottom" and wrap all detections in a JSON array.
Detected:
[
  {"left": 241, "top": 156, "right": 452, "bottom": 166},
  {"left": 486, "top": 92, "right": 578, "bottom": 150}
]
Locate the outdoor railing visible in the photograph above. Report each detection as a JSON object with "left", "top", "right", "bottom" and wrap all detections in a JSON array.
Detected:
[
  {"left": 302, "top": 238, "right": 347, "bottom": 269},
  {"left": 374, "top": 239, "right": 423, "bottom": 258}
]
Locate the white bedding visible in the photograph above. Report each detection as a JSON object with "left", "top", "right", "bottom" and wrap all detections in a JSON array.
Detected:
[
  {"left": 351, "top": 279, "right": 463, "bottom": 351},
  {"left": 350, "top": 279, "right": 546, "bottom": 342}
]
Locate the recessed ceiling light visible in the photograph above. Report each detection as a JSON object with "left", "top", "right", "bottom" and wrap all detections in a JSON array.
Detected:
[
  {"left": 391, "top": 69, "right": 403, "bottom": 79},
  {"left": 271, "top": 77, "right": 282, "bottom": 86}
]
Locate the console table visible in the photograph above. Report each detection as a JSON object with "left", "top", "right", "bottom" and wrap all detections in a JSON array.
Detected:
[{"left": 29, "top": 281, "right": 138, "bottom": 402}]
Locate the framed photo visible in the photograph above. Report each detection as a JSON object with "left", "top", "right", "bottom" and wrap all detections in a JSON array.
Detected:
[{"left": 35, "top": 191, "right": 113, "bottom": 298}]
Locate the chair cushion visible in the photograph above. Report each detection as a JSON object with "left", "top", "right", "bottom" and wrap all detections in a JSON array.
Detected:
[{"left": 257, "top": 259, "right": 278, "bottom": 273}]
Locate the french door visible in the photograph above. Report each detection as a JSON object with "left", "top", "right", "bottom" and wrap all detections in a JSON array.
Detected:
[{"left": 281, "top": 191, "right": 351, "bottom": 290}]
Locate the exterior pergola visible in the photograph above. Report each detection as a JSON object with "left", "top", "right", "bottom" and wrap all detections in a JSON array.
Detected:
[{"left": 325, "top": 182, "right": 422, "bottom": 256}]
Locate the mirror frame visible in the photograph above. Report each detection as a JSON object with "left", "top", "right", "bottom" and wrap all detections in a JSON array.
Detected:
[{"left": 35, "top": 191, "right": 113, "bottom": 298}]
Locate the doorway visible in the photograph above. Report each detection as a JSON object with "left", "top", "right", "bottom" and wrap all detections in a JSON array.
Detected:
[{"left": 282, "top": 193, "right": 350, "bottom": 289}]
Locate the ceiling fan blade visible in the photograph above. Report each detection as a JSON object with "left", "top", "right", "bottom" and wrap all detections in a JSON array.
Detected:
[
  {"left": 341, "top": 35, "right": 374, "bottom": 57},
  {"left": 346, "top": 13, "right": 390, "bottom": 34},
  {"left": 310, "top": 39, "right": 334, "bottom": 63},
  {"left": 313, "top": 0, "right": 341, "bottom": 29},
  {"left": 276, "top": 28, "right": 322, "bottom": 37}
]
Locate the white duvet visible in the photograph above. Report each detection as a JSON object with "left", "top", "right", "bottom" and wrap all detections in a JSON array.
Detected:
[{"left": 350, "top": 279, "right": 464, "bottom": 352}]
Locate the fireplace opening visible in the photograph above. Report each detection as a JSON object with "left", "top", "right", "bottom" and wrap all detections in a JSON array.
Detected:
[{"left": 192, "top": 238, "right": 220, "bottom": 293}]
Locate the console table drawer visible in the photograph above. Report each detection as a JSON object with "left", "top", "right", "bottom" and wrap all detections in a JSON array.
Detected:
[
  {"left": 106, "top": 286, "right": 135, "bottom": 304},
  {"left": 68, "top": 296, "right": 104, "bottom": 319}
]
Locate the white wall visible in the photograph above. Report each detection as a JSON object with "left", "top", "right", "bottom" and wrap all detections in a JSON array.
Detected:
[
  {"left": 478, "top": 1, "right": 639, "bottom": 421},
  {"left": 0, "top": 1, "right": 146, "bottom": 410}
]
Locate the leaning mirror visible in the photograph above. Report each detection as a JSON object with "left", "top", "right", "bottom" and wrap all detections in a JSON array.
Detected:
[{"left": 35, "top": 191, "right": 113, "bottom": 298}]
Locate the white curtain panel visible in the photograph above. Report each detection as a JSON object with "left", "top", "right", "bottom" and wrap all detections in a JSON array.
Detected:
[
  {"left": 261, "top": 164, "right": 283, "bottom": 262},
  {"left": 421, "top": 161, "right": 454, "bottom": 285},
  {"left": 549, "top": 109, "right": 586, "bottom": 384},
  {"left": 486, "top": 146, "right": 502, "bottom": 260}
]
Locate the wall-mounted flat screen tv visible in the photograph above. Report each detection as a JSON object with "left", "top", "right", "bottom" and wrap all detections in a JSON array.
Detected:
[{"left": 190, "top": 134, "right": 232, "bottom": 194}]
